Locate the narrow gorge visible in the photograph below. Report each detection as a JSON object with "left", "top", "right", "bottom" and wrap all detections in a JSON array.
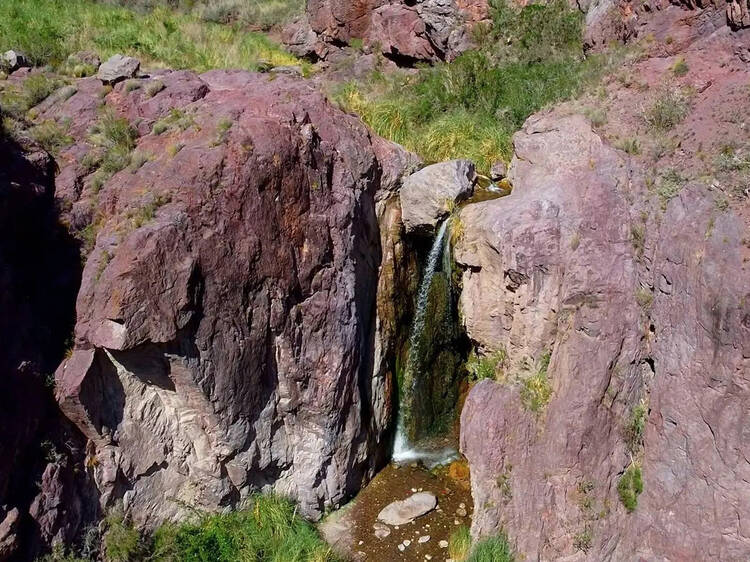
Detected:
[{"left": 1, "top": 0, "right": 749, "bottom": 560}]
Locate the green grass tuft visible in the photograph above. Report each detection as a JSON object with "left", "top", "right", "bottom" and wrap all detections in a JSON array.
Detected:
[
  {"left": 449, "top": 525, "right": 473, "bottom": 561},
  {"left": 617, "top": 464, "right": 643, "bottom": 512},
  {"left": 468, "top": 533, "right": 515, "bottom": 562},
  {"left": 466, "top": 349, "right": 506, "bottom": 382}
]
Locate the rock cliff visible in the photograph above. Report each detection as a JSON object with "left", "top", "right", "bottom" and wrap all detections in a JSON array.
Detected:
[
  {"left": 457, "top": 111, "right": 749, "bottom": 559},
  {"left": 47, "top": 69, "right": 417, "bottom": 527}
]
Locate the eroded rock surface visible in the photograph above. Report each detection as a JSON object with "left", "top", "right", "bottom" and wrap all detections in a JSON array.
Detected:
[
  {"left": 52, "top": 69, "right": 416, "bottom": 527},
  {"left": 457, "top": 112, "right": 750, "bottom": 559}
]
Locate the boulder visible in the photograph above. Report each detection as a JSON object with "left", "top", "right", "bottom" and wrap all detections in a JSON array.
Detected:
[
  {"left": 400, "top": 159, "right": 475, "bottom": 234},
  {"left": 457, "top": 112, "right": 750, "bottom": 559},
  {"left": 1, "top": 50, "right": 28, "bottom": 71},
  {"left": 53, "top": 70, "right": 417, "bottom": 527},
  {"left": 377, "top": 492, "right": 438, "bottom": 525},
  {"left": 369, "top": 4, "right": 437, "bottom": 61},
  {"left": 97, "top": 54, "right": 140, "bottom": 84},
  {"left": 489, "top": 160, "right": 506, "bottom": 182}
]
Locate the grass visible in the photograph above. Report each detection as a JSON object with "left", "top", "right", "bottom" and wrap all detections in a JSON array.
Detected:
[
  {"left": 644, "top": 89, "right": 689, "bottom": 131},
  {"left": 671, "top": 57, "right": 689, "bottom": 77},
  {"left": 145, "top": 79, "right": 165, "bottom": 97},
  {"left": 0, "top": 0, "right": 301, "bottom": 71},
  {"left": 334, "top": 0, "right": 611, "bottom": 171},
  {"left": 519, "top": 352, "right": 552, "bottom": 414},
  {"left": 468, "top": 533, "right": 515, "bottom": 562},
  {"left": 86, "top": 109, "right": 138, "bottom": 192},
  {"left": 655, "top": 168, "right": 685, "bottom": 208},
  {"left": 624, "top": 400, "right": 647, "bottom": 454},
  {"left": 616, "top": 137, "right": 641, "bottom": 155},
  {"left": 151, "top": 494, "right": 338, "bottom": 562},
  {"left": 103, "top": 508, "right": 146, "bottom": 562},
  {"left": 617, "top": 463, "right": 643, "bottom": 512},
  {"left": 28, "top": 118, "right": 73, "bottom": 154},
  {"left": 466, "top": 349, "right": 506, "bottom": 382},
  {"left": 152, "top": 107, "right": 198, "bottom": 135},
  {"left": 449, "top": 525, "right": 473, "bottom": 561},
  {"left": 0, "top": 73, "right": 63, "bottom": 119}
]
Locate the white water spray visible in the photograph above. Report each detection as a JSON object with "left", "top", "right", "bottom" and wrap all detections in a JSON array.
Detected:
[{"left": 393, "top": 219, "right": 458, "bottom": 467}]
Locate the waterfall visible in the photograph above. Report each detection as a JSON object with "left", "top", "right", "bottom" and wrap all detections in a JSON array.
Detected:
[{"left": 393, "top": 219, "right": 457, "bottom": 467}]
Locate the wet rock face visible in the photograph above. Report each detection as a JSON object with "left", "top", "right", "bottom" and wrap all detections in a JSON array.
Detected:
[
  {"left": 457, "top": 113, "right": 750, "bottom": 559},
  {"left": 53, "top": 70, "right": 415, "bottom": 526},
  {"left": 291, "top": 0, "right": 490, "bottom": 62}
]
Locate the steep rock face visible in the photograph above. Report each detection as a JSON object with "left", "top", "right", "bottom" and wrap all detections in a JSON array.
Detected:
[
  {"left": 457, "top": 114, "right": 750, "bottom": 560},
  {"left": 287, "top": 0, "right": 490, "bottom": 62},
  {"left": 0, "top": 134, "right": 97, "bottom": 559},
  {"left": 53, "top": 70, "right": 417, "bottom": 526}
]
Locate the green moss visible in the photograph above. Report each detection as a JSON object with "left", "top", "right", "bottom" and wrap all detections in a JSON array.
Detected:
[{"left": 617, "top": 464, "right": 643, "bottom": 512}]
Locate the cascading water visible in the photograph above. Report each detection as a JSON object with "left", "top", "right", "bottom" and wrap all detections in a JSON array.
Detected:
[{"left": 393, "top": 219, "right": 458, "bottom": 467}]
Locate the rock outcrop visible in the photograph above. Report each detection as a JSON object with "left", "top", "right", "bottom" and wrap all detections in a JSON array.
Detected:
[
  {"left": 457, "top": 112, "right": 750, "bottom": 559},
  {"left": 400, "top": 159, "right": 475, "bottom": 234},
  {"left": 49, "top": 69, "right": 417, "bottom": 527},
  {"left": 285, "top": 0, "right": 490, "bottom": 62}
]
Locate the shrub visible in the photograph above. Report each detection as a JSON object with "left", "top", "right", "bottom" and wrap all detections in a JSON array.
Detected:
[
  {"left": 29, "top": 119, "right": 73, "bottom": 154},
  {"left": 0, "top": 74, "right": 62, "bottom": 119},
  {"left": 151, "top": 494, "right": 338, "bottom": 562},
  {"left": 624, "top": 400, "right": 647, "bottom": 453},
  {"left": 145, "top": 79, "right": 165, "bottom": 98},
  {"left": 671, "top": 57, "right": 688, "bottom": 77},
  {"left": 104, "top": 508, "right": 144, "bottom": 562},
  {"left": 124, "top": 79, "right": 141, "bottom": 92},
  {"left": 86, "top": 109, "right": 138, "bottom": 190},
  {"left": 656, "top": 168, "right": 684, "bottom": 208},
  {"left": 520, "top": 352, "right": 552, "bottom": 413},
  {"left": 635, "top": 287, "right": 653, "bottom": 309},
  {"left": 466, "top": 349, "right": 506, "bottom": 382},
  {"left": 573, "top": 527, "right": 593, "bottom": 552},
  {"left": 645, "top": 89, "right": 689, "bottom": 130},
  {"left": 449, "top": 525, "right": 472, "bottom": 561},
  {"left": 617, "top": 464, "right": 643, "bottom": 512},
  {"left": 468, "top": 533, "right": 515, "bottom": 562},
  {"left": 616, "top": 137, "right": 640, "bottom": 155}
]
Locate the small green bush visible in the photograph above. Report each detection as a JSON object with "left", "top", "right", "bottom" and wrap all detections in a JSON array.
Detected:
[
  {"left": 520, "top": 352, "right": 552, "bottom": 414},
  {"left": 86, "top": 109, "right": 138, "bottom": 190},
  {"left": 617, "top": 464, "right": 643, "bottom": 512},
  {"left": 468, "top": 533, "right": 515, "bottom": 562},
  {"left": 145, "top": 80, "right": 165, "bottom": 98},
  {"left": 29, "top": 119, "right": 73, "bottom": 154},
  {"left": 573, "top": 527, "right": 593, "bottom": 552},
  {"left": 616, "top": 137, "right": 641, "bottom": 155},
  {"left": 466, "top": 349, "right": 506, "bottom": 382},
  {"left": 104, "top": 508, "right": 145, "bottom": 562},
  {"left": 625, "top": 400, "right": 647, "bottom": 453},
  {"left": 0, "top": 74, "right": 62, "bottom": 119},
  {"left": 656, "top": 168, "right": 684, "bottom": 208},
  {"left": 671, "top": 57, "right": 688, "bottom": 77},
  {"left": 645, "top": 89, "right": 689, "bottom": 130}
]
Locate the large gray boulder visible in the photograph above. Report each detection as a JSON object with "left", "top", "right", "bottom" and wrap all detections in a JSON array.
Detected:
[
  {"left": 97, "top": 54, "right": 140, "bottom": 84},
  {"left": 400, "top": 159, "right": 475, "bottom": 234}
]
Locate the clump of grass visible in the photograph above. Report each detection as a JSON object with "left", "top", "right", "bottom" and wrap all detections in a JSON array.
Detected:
[
  {"left": 211, "top": 117, "right": 233, "bottom": 146},
  {"left": 152, "top": 494, "right": 338, "bottom": 562},
  {"left": 166, "top": 142, "right": 185, "bottom": 157},
  {"left": 468, "top": 533, "right": 515, "bottom": 562},
  {"left": 103, "top": 507, "right": 146, "bottom": 562},
  {"left": 449, "top": 525, "right": 473, "bottom": 561},
  {"left": 584, "top": 106, "right": 607, "bottom": 127},
  {"left": 573, "top": 527, "right": 593, "bottom": 553},
  {"left": 617, "top": 463, "right": 643, "bottom": 512},
  {"left": 128, "top": 194, "right": 171, "bottom": 228},
  {"left": 466, "top": 349, "right": 507, "bottom": 382},
  {"left": 145, "top": 79, "right": 165, "bottom": 98},
  {"left": 635, "top": 287, "right": 653, "bottom": 309},
  {"left": 0, "top": 73, "right": 63, "bottom": 119},
  {"left": 655, "top": 168, "right": 684, "bottom": 208},
  {"left": 87, "top": 109, "right": 138, "bottom": 191},
  {"left": 671, "top": 57, "right": 689, "bottom": 77},
  {"left": 616, "top": 137, "right": 641, "bottom": 155},
  {"left": 644, "top": 89, "right": 689, "bottom": 130},
  {"left": 630, "top": 224, "right": 645, "bottom": 257},
  {"left": 124, "top": 79, "right": 141, "bottom": 92},
  {"left": 152, "top": 108, "right": 198, "bottom": 136},
  {"left": 520, "top": 352, "right": 552, "bottom": 414},
  {"left": 0, "top": 0, "right": 302, "bottom": 71},
  {"left": 195, "top": 0, "right": 304, "bottom": 29},
  {"left": 28, "top": 118, "right": 73, "bottom": 154},
  {"left": 624, "top": 399, "right": 648, "bottom": 454}
]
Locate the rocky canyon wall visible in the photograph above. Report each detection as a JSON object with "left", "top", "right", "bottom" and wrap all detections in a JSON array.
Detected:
[{"left": 45, "top": 69, "right": 418, "bottom": 528}]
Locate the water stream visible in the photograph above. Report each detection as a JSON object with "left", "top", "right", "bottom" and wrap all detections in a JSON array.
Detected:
[{"left": 393, "top": 219, "right": 458, "bottom": 467}]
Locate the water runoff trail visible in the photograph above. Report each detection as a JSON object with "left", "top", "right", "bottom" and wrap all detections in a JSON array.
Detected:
[{"left": 392, "top": 219, "right": 458, "bottom": 467}]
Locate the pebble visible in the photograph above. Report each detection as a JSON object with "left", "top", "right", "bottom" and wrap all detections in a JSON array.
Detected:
[
  {"left": 425, "top": 556, "right": 432, "bottom": 560},
  {"left": 418, "top": 535, "right": 430, "bottom": 543},
  {"left": 358, "top": 540, "right": 363, "bottom": 545},
  {"left": 454, "top": 519, "right": 461, "bottom": 525},
  {"left": 459, "top": 502, "right": 466, "bottom": 509},
  {"left": 398, "top": 544, "right": 405, "bottom": 552},
  {"left": 412, "top": 488, "right": 417, "bottom": 492},
  {"left": 403, "top": 539, "right": 412, "bottom": 546},
  {"left": 439, "top": 540, "right": 449, "bottom": 548},
  {"left": 456, "top": 507, "right": 467, "bottom": 517}
]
